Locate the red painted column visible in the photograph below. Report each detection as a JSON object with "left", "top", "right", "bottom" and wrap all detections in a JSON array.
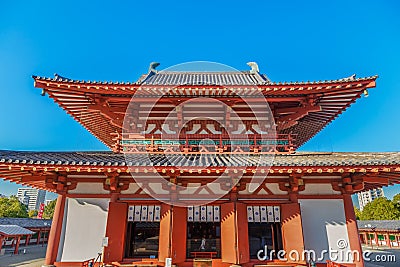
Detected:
[
  {"left": 14, "top": 236, "right": 21, "bottom": 254},
  {"left": 343, "top": 194, "right": 364, "bottom": 267},
  {"left": 44, "top": 194, "right": 66, "bottom": 266},
  {"left": 374, "top": 233, "right": 379, "bottom": 247},
  {"left": 386, "top": 234, "right": 392, "bottom": 248},
  {"left": 103, "top": 199, "right": 127, "bottom": 263},
  {"left": 37, "top": 230, "right": 41, "bottom": 245},
  {"left": 0, "top": 236, "right": 4, "bottom": 252},
  {"left": 25, "top": 235, "right": 30, "bottom": 246}
]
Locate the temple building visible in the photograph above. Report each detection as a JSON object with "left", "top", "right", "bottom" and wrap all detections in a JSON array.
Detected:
[{"left": 0, "top": 62, "right": 399, "bottom": 267}]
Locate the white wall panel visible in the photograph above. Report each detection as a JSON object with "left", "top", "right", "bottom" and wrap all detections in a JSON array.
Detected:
[
  {"left": 58, "top": 198, "right": 109, "bottom": 262},
  {"left": 299, "top": 199, "right": 351, "bottom": 263}
]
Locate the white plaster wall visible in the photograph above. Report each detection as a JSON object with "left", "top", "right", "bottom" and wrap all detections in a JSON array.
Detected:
[
  {"left": 299, "top": 199, "right": 352, "bottom": 263},
  {"left": 68, "top": 183, "right": 109, "bottom": 194},
  {"left": 57, "top": 198, "right": 109, "bottom": 262},
  {"left": 300, "top": 184, "right": 341, "bottom": 195}
]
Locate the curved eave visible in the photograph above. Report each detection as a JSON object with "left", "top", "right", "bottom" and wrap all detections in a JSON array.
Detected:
[
  {"left": 1, "top": 150, "right": 399, "bottom": 192},
  {"left": 32, "top": 75, "right": 378, "bottom": 149},
  {"left": 33, "top": 75, "right": 378, "bottom": 95}
]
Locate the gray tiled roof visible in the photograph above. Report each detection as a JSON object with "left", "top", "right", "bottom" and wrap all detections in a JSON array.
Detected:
[
  {"left": 1, "top": 150, "right": 400, "bottom": 167},
  {"left": 32, "top": 73, "right": 378, "bottom": 86},
  {"left": 357, "top": 220, "right": 400, "bottom": 231},
  {"left": 140, "top": 71, "right": 270, "bottom": 85},
  {"left": 0, "top": 218, "right": 52, "bottom": 228},
  {"left": 0, "top": 225, "right": 35, "bottom": 236}
]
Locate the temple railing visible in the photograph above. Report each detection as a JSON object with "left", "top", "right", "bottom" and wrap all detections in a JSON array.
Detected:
[{"left": 117, "top": 133, "right": 296, "bottom": 154}]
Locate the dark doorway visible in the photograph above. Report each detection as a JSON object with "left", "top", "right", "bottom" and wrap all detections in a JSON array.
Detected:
[
  {"left": 124, "top": 222, "right": 160, "bottom": 258},
  {"left": 248, "top": 222, "right": 283, "bottom": 259},
  {"left": 187, "top": 222, "right": 221, "bottom": 258}
]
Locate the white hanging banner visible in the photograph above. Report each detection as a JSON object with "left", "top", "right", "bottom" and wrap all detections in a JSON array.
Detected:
[
  {"left": 147, "top": 205, "right": 155, "bottom": 222},
  {"left": 187, "top": 206, "right": 194, "bottom": 222},
  {"left": 247, "top": 206, "right": 254, "bottom": 222},
  {"left": 141, "top": 205, "right": 148, "bottom": 221},
  {"left": 247, "top": 205, "right": 280, "bottom": 223},
  {"left": 128, "top": 206, "right": 134, "bottom": 222},
  {"left": 273, "top": 206, "right": 281, "bottom": 222},
  {"left": 154, "top": 205, "right": 161, "bottom": 222},
  {"left": 253, "top": 206, "right": 261, "bottom": 223},
  {"left": 260, "top": 206, "right": 268, "bottom": 222},
  {"left": 206, "top": 206, "right": 213, "bottom": 222},
  {"left": 134, "top": 205, "right": 141, "bottom": 222},
  {"left": 128, "top": 205, "right": 161, "bottom": 222},
  {"left": 213, "top": 206, "right": 220, "bottom": 222},
  {"left": 200, "top": 206, "right": 207, "bottom": 222},
  {"left": 267, "top": 206, "right": 274, "bottom": 222},
  {"left": 194, "top": 206, "right": 200, "bottom": 221}
]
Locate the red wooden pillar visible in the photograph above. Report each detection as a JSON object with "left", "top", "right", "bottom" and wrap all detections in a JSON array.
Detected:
[
  {"left": 158, "top": 203, "right": 171, "bottom": 262},
  {"left": 374, "top": 233, "right": 378, "bottom": 247},
  {"left": 343, "top": 194, "right": 364, "bottom": 267},
  {"left": 44, "top": 194, "right": 66, "bottom": 266},
  {"left": 220, "top": 202, "right": 249, "bottom": 265},
  {"left": 14, "top": 236, "right": 21, "bottom": 254},
  {"left": 386, "top": 233, "right": 392, "bottom": 248},
  {"left": 25, "top": 235, "right": 30, "bottom": 246},
  {"left": 37, "top": 230, "right": 41, "bottom": 245},
  {"left": 170, "top": 206, "right": 187, "bottom": 264},
  {"left": 0, "top": 236, "right": 4, "bottom": 252},
  {"left": 281, "top": 203, "right": 305, "bottom": 265},
  {"left": 103, "top": 199, "right": 128, "bottom": 263},
  {"left": 221, "top": 202, "right": 237, "bottom": 264}
]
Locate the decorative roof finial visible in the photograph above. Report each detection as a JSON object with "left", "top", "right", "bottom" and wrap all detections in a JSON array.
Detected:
[
  {"left": 148, "top": 62, "right": 160, "bottom": 74},
  {"left": 247, "top": 62, "right": 259, "bottom": 74}
]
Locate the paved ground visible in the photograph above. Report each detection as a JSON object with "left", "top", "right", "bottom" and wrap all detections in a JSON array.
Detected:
[
  {"left": 362, "top": 245, "right": 400, "bottom": 267},
  {"left": 0, "top": 244, "right": 46, "bottom": 267},
  {"left": 0, "top": 244, "right": 398, "bottom": 267}
]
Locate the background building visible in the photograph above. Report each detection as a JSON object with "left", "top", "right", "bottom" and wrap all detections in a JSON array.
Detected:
[
  {"left": 357, "top": 187, "right": 385, "bottom": 210},
  {"left": 16, "top": 188, "right": 46, "bottom": 210}
]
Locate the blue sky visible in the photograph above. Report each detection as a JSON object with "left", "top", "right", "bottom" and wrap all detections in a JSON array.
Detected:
[{"left": 0, "top": 1, "right": 399, "bottom": 204}]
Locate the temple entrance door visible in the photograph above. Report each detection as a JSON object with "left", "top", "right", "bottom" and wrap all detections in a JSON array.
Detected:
[{"left": 124, "top": 222, "right": 160, "bottom": 258}]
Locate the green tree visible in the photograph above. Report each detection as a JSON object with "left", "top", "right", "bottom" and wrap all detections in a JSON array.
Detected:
[
  {"left": 392, "top": 193, "right": 400, "bottom": 204},
  {"left": 28, "top": 209, "right": 38, "bottom": 218},
  {"left": 43, "top": 199, "right": 57, "bottom": 219},
  {"left": 354, "top": 206, "right": 362, "bottom": 220},
  {"left": 0, "top": 196, "right": 28, "bottom": 218},
  {"left": 360, "top": 197, "right": 400, "bottom": 220}
]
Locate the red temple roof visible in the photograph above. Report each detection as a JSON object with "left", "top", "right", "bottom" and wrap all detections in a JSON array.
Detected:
[
  {"left": 33, "top": 65, "right": 377, "bottom": 150},
  {"left": 0, "top": 150, "right": 399, "bottom": 192}
]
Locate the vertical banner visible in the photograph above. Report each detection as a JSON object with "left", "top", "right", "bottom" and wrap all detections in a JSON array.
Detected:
[
  {"left": 253, "top": 206, "right": 261, "bottom": 222},
  {"left": 267, "top": 206, "right": 274, "bottom": 222},
  {"left": 247, "top": 206, "right": 254, "bottom": 222},
  {"left": 273, "top": 206, "right": 281, "bottom": 222},
  {"left": 147, "top": 205, "right": 154, "bottom": 222},
  {"left": 213, "top": 206, "right": 220, "bottom": 222},
  {"left": 260, "top": 206, "right": 267, "bottom": 222},
  {"left": 37, "top": 203, "right": 45, "bottom": 219},
  {"left": 200, "top": 206, "right": 207, "bottom": 222},
  {"left": 141, "top": 205, "right": 148, "bottom": 221},
  {"left": 154, "top": 205, "right": 161, "bottom": 221},
  {"left": 187, "top": 206, "right": 194, "bottom": 221},
  {"left": 206, "top": 206, "right": 213, "bottom": 221},
  {"left": 127, "top": 206, "right": 134, "bottom": 221},
  {"left": 134, "top": 205, "right": 141, "bottom": 222},
  {"left": 194, "top": 206, "right": 200, "bottom": 221}
]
